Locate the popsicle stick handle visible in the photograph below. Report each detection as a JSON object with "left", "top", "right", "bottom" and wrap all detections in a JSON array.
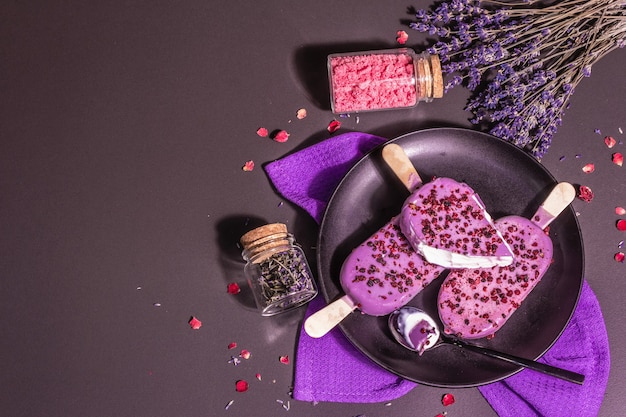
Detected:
[
  {"left": 531, "top": 182, "right": 576, "bottom": 230},
  {"left": 382, "top": 143, "right": 423, "bottom": 192},
  {"left": 303, "top": 295, "right": 356, "bottom": 338}
]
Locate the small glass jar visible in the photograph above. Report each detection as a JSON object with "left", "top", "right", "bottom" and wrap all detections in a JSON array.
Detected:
[
  {"left": 240, "top": 223, "right": 317, "bottom": 316},
  {"left": 327, "top": 48, "right": 443, "bottom": 114}
]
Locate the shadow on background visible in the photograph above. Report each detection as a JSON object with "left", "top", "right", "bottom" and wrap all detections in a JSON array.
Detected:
[{"left": 215, "top": 215, "right": 268, "bottom": 311}]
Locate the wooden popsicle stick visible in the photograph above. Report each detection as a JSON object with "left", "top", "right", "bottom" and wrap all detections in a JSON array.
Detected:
[
  {"left": 303, "top": 295, "right": 356, "bottom": 338},
  {"left": 382, "top": 143, "right": 423, "bottom": 192},
  {"left": 531, "top": 182, "right": 576, "bottom": 230},
  {"left": 304, "top": 144, "right": 421, "bottom": 339}
]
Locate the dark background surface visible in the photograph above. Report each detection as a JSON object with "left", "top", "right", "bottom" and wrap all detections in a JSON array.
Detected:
[{"left": 1, "top": 1, "right": 624, "bottom": 416}]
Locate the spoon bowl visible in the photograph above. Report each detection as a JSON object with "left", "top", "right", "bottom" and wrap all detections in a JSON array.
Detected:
[{"left": 389, "top": 306, "right": 585, "bottom": 385}]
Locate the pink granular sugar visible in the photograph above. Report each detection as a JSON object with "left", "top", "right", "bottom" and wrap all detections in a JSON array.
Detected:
[{"left": 329, "top": 53, "right": 417, "bottom": 113}]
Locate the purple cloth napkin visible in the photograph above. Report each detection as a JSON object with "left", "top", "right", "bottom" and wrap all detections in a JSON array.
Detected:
[{"left": 264, "top": 132, "right": 610, "bottom": 416}]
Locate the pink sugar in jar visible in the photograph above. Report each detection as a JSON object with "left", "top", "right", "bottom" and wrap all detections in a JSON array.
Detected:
[{"left": 328, "top": 48, "right": 443, "bottom": 114}]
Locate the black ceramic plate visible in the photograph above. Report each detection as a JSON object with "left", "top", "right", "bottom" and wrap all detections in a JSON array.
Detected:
[{"left": 317, "top": 128, "right": 583, "bottom": 387}]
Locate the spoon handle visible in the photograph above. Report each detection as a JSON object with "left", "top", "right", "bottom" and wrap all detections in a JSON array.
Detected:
[{"left": 452, "top": 338, "right": 585, "bottom": 385}]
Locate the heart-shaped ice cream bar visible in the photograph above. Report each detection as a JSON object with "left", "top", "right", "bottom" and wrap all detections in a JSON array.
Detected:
[
  {"left": 398, "top": 177, "right": 514, "bottom": 269},
  {"left": 438, "top": 216, "right": 553, "bottom": 339},
  {"left": 437, "top": 182, "right": 575, "bottom": 339}
]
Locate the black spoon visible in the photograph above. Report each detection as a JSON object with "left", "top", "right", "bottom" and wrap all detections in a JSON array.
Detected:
[{"left": 388, "top": 306, "right": 585, "bottom": 385}]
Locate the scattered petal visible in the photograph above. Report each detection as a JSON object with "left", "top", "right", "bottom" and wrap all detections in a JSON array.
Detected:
[
  {"left": 442, "top": 393, "right": 455, "bottom": 406},
  {"left": 242, "top": 160, "right": 255, "bottom": 171},
  {"left": 582, "top": 163, "right": 595, "bottom": 173},
  {"left": 616, "top": 207, "right": 626, "bottom": 215},
  {"left": 153, "top": 302, "right": 162, "bottom": 307},
  {"left": 227, "top": 283, "right": 241, "bottom": 294},
  {"left": 228, "top": 356, "right": 241, "bottom": 366},
  {"left": 594, "top": 128, "right": 602, "bottom": 135},
  {"left": 327, "top": 119, "right": 341, "bottom": 133},
  {"left": 240, "top": 349, "right": 251, "bottom": 359},
  {"left": 617, "top": 219, "right": 626, "bottom": 231},
  {"left": 273, "top": 130, "right": 290, "bottom": 143},
  {"left": 578, "top": 185, "right": 594, "bottom": 202},
  {"left": 228, "top": 342, "right": 237, "bottom": 350},
  {"left": 279, "top": 355, "right": 290, "bottom": 365},
  {"left": 605, "top": 136, "right": 617, "bottom": 148},
  {"left": 255, "top": 373, "right": 262, "bottom": 381},
  {"left": 612, "top": 152, "right": 623, "bottom": 167},
  {"left": 296, "top": 108, "right": 307, "bottom": 119},
  {"left": 235, "top": 380, "right": 249, "bottom": 392},
  {"left": 615, "top": 252, "right": 625, "bottom": 263},
  {"left": 256, "top": 127, "right": 269, "bottom": 137},
  {"left": 225, "top": 399, "right": 234, "bottom": 410},
  {"left": 396, "top": 30, "right": 409, "bottom": 44},
  {"left": 559, "top": 155, "right": 566, "bottom": 161},
  {"left": 188, "top": 316, "right": 202, "bottom": 330}
]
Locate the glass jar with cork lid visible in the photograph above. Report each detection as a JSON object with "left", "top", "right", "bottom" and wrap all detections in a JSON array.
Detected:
[
  {"left": 241, "top": 223, "right": 317, "bottom": 316},
  {"left": 327, "top": 48, "right": 444, "bottom": 113}
]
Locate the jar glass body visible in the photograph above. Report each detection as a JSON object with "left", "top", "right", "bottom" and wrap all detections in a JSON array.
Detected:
[
  {"left": 327, "top": 48, "right": 442, "bottom": 114},
  {"left": 242, "top": 234, "right": 317, "bottom": 316}
]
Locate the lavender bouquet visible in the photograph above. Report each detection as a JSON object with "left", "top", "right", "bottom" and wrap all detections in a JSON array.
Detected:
[{"left": 410, "top": 0, "right": 626, "bottom": 158}]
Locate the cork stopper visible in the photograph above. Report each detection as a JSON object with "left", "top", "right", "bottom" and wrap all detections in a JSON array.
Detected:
[
  {"left": 430, "top": 54, "right": 444, "bottom": 99},
  {"left": 240, "top": 223, "right": 290, "bottom": 260}
]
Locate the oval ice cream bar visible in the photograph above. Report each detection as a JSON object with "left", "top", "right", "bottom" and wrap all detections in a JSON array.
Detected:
[
  {"left": 339, "top": 217, "right": 444, "bottom": 316},
  {"left": 437, "top": 215, "right": 553, "bottom": 339},
  {"left": 398, "top": 177, "right": 514, "bottom": 269}
]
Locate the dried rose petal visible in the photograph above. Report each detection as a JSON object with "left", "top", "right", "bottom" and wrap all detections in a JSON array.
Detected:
[
  {"left": 612, "top": 152, "right": 623, "bottom": 167},
  {"left": 188, "top": 316, "right": 202, "bottom": 330},
  {"left": 605, "top": 136, "right": 616, "bottom": 148},
  {"left": 255, "top": 373, "right": 262, "bottom": 381},
  {"left": 228, "top": 342, "right": 237, "bottom": 350},
  {"left": 578, "top": 185, "right": 594, "bottom": 202},
  {"left": 242, "top": 160, "right": 255, "bottom": 172},
  {"left": 240, "top": 349, "right": 251, "bottom": 359},
  {"left": 616, "top": 207, "right": 626, "bottom": 215},
  {"left": 256, "top": 127, "right": 269, "bottom": 137},
  {"left": 235, "top": 380, "right": 249, "bottom": 392},
  {"left": 296, "top": 108, "right": 307, "bottom": 119},
  {"left": 396, "top": 30, "right": 409, "bottom": 44},
  {"left": 582, "top": 163, "right": 595, "bottom": 173},
  {"left": 273, "top": 130, "right": 290, "bottom": 143},
  {"left": 615, "top": 252, "right": 625, "bottom": 263},
  {"left": 327, "top": 120, "right": 341, "bottom": 133},
  {"left": 617, "top": 219, "right": 626, "bottom": 231},
  {"left": 442, "top": 393, "right": 455, "bottom": 406},
  {"left": 227, "top": 282, "right": 241, "bottom": 294},
  {"left": 279, "top": 355, "right": 289, "bottom": 365}
]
